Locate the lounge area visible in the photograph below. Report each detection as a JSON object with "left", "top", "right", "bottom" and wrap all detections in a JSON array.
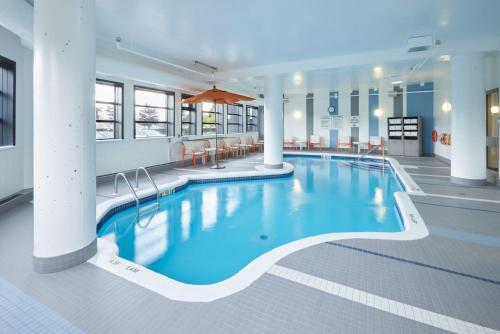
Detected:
[{"left": 1, "top": 1, "right": 500, "bottom": 333}]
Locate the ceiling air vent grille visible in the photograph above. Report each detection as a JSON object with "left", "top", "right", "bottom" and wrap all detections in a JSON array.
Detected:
[{"left": 407, "top": 35, "right": 433, "bottom": 53}]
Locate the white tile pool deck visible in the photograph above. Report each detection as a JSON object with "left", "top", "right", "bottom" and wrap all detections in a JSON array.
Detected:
[{"left": 1, "top": 153, "right": 500, "bottom": 333}]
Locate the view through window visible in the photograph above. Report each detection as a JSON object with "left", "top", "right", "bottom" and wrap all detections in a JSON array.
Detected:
[
  {"left": 134, "top": 86, "right": 174, "bottom": 138},
  {"left": 95, "top": 79, "right": 123, "bottom": 140}
]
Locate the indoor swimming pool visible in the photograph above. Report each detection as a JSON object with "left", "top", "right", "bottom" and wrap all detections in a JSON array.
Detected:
[{"left": 97, "top": 156, "right": 404, "bottom": 285}]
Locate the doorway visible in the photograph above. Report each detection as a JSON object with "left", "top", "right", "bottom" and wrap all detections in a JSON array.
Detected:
[{"left": 486, "top": 88, "right": 499, "bottom": 171}]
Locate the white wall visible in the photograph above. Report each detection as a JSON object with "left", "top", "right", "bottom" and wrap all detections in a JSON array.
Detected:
[
  {"left": 0, "top": 25, "right": 33, "bottom": 199},
  {"left": 433, "top": 76, "right": 452, "bottom": 160},
  {"left": 312, "top": 90, "right": 330, "bottom": 146},
  {"left": 95, "top": 50, "right": 260, "bottom": 176},
  {"left": 283, "top": 95, "right": 307, "bottom": 141}
]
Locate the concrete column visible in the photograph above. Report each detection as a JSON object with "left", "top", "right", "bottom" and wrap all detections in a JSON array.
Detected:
[
  {"left": 33, "top": 0, "right": 97, "bottom": 273},
  {"left": 264, "top": 74, "right": 283, "bottom": 168},
  {"left": 450, "top": 53, "right": 486, "bottom": 185}
]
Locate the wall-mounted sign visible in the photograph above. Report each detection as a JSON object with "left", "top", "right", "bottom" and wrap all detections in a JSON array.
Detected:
[
  {"left": 320, "top": 116, "right": 331, "bottom": 129},
  {"left": 350, "top": 116, "right": 359, "bottom": 127},
  {"left": 331, "top": 115, "right": 343, "bottom": 129}
]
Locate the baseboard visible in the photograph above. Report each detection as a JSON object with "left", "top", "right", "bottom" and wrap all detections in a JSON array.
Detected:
[
  {"left": 434, "top": 154, "right": 451, "bottom": 165},
  {"left": 96, "top": 160, "right": 186, "bottom": 184},
  {"left": 0, "top": 189, "right": 33, "bottom": 216}
]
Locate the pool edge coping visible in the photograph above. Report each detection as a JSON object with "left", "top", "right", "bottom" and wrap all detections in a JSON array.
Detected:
[{"left": 89, "top": 154, "right": 429, "bottom": 302}]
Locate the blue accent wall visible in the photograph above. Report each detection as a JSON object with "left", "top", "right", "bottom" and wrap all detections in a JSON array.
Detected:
[
  {"left": 368, "top": 88, "right": 379, "bottom": 136},
  {"left": 407, "top": 82, "right": 434, "bottom": 155},
  {"left": 329, "top": 92, "right": 339, "bottom": 148},
  {"left": 330, "top": 129, "right": 338, "bottom": 148},
  {"left": 329, "top": 91, "right": 339, "bottom": 115}
]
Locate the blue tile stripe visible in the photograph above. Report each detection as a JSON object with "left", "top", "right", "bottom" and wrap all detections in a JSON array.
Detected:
[
  {"left": 327, "top": 242, "right": 500, "bottom": 286},
  {"left": 96, "top": 171, "right": 293, "bottom": 233},
  {"left": 0, "top": 278, "right": 84, "bottom": 333}
]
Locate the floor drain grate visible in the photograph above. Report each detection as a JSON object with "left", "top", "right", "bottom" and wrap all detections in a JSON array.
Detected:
[{"left": 259, "top": 235, "right": 268, "bottom": 240}]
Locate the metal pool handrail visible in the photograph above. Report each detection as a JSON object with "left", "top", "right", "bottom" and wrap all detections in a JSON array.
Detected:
[
  {"left": 135, "top": 166, "right": 160, "bottom": 204},
  {"left": 114, "top": 172, "right": 140, "bottom": 217}
]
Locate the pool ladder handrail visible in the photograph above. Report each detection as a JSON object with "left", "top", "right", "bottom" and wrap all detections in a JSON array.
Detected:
[
  {"left": 344, "top": 144, "right": 385, "bottom": 172},
  {"left": 114, "top": 172, "right": 140, "bottom": 217},
  {"left": 135, "top": 166, "right": 160, "bottom": 204}
]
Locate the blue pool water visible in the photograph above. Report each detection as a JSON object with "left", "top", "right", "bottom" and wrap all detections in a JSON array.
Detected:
[{"left": 97, "top": 157, "right": 404, "bottom": 284}]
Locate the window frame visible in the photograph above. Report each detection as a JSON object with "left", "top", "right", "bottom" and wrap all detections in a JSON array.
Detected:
[
  {"left": 202, "top": 102, "right": 225, "bottom": 136},
  {"left": 246, "top": 105, "right": 259, "bottom": 133},
  {"left": 181, "top": 93, "right": 197, "bottom": 136},
  {"left": 133, "top": 85, "right": 175, "bottom": 139},
  {"left": 0, "top": 55, "right": 16, "bottom": 147},
  {"left": 95, "top": 79, "right": 124, "bottom": 141},
  {"left": 227, "top": 103, "right": 244, "bottom": 134}
]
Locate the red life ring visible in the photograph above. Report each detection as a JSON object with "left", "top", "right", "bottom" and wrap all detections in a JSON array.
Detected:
[{"left": 432, "top": 130, "right": 438, "bottom": 142}]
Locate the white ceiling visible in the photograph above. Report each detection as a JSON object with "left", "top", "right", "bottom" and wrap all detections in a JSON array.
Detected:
[
  {"left": 96, "top": 0, "right": 500, "bottom": 71},
  {"left": 2, "top": 0, "right": 499, "bottom": 94}
]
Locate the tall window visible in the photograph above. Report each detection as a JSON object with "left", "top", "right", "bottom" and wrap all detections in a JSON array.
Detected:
[
  {"left": 0, "top": 56, "right": 15, "bottom": 147},
  {"left": 202, "top": 102, "right": 224, "bottom": 135},
  {"left": 181, "top": 93, "right": 197, "bottom": 136},
  {"left": 95, "top": 79, "right": 123, "bottom": 140},
  {"left": 134, "top": 86, "right": 174, "bottom": 138},
  {"left": 246, "top": 106, "right": 259, "bottom": 132},
  {"left": 227, "top": 104, "right": 243, "bottom": 134}
]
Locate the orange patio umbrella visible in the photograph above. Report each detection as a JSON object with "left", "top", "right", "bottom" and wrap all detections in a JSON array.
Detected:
[{"left": 182, "top": 86, "right": 255, "bottom": 169}]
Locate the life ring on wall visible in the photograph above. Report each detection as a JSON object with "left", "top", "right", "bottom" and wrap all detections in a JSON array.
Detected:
[{"left": 431, "top": 130, "right": 438, "bottom": 142}]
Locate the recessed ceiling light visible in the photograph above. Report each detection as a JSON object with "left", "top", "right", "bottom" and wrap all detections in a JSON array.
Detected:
[
  {"left": 293, "top": 72, "right": 303, "bottom": 86},
  {"left": 374, "top": 109, "right": 382, "bottom": 117},
  {"left": 373, "top": 66, "right": 383, "bottom": 75},
  {"left": 491, "top": 106, "right": 499, "bottom": 114},
  {"left": 439, "top": 55, "right": 451, "bottom": 62}
]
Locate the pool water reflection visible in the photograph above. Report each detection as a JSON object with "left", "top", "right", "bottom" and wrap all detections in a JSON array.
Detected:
[{"left": 98, "top": 157, "right": 404, "bottom": 285}]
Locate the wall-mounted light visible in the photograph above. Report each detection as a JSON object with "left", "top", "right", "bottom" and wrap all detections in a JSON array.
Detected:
[
  {"left": 491, "top": 106, "right": 499, "bottom": 114},
  {"left": 292, "top": 72, "right": 303, "bottom": 86},
  {"left": 442, "top": 102, "right": 452, "bottom": 112},
  {"left": 439, "top": 55, "right": 451, "bottom": 62},
  {"left": 374, "top": 109, "right": 382, "bottom": 117},
  {"left": 293, "top": 111, "right": 302, "bottom": 120}
]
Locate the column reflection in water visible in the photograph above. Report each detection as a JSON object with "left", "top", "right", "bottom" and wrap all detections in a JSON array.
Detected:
[
  {"left": 202, "top": 188, "right": 218, "bottom": 231},
  {"left": 225, "top": 185, "right": 241, "bottom": 218},
  {"left": 181, "top": 200, "right": 191, "bottom": 241},
  {"left": 373, "top": 187, "right": 386, "bottom": 223}
]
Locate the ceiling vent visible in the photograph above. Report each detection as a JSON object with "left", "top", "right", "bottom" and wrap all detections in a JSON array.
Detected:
[{"left": 407, "top": 35, "right": 433, "bottom": 53}]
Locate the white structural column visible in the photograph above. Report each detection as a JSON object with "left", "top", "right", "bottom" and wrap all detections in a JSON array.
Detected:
[
  {"left": 264, "top": 74, "right": 284, "bottom": 168},
  {"left": 33, "top": 0, "right": 97, "bottom": 273},
  {"left": 450, "top": 53, "right": 487, "bottom": 185}
]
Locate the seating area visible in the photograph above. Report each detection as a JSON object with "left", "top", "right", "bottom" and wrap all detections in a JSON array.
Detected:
[
  {"left": 283, "top": 135, "right": 385, "bottom": 155},
  {"left": 181, "top": 135, "right": 263, "bottom": 166},
  {"left": 2, "top": 1, "right": 500, "bottom": 333}
]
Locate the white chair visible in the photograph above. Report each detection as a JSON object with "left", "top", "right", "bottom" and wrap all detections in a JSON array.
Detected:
[
  {"left": 308, "top": 135, "right": 322, "bottom": 150},
  {"left": 336, "top": 136, "right": 352, "bottom": 153}
]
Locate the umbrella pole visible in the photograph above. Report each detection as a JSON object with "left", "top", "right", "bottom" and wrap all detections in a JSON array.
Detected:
[{"left": 211, "top": 99, "right": 225, "bottom": 169}]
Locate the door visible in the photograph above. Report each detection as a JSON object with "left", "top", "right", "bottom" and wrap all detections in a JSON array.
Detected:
[{"left": 486, "top": 89, "right": 499, "bottom": 171}]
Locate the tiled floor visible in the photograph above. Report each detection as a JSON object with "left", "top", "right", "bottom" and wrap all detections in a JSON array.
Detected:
[{"left": 1, "top": 153, "right": 500, "bottom": 333}]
